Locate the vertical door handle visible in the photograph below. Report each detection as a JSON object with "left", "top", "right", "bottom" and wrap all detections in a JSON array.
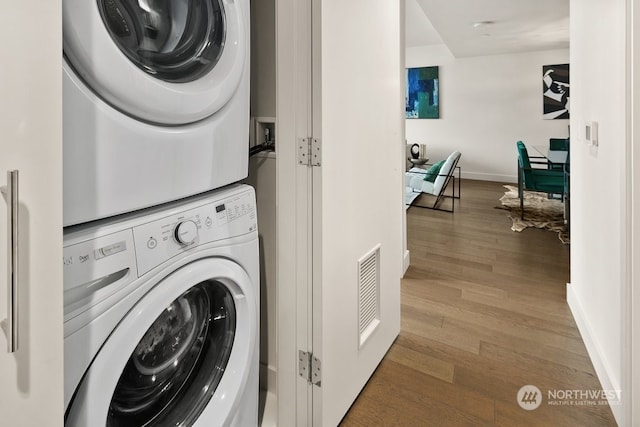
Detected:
[{"left": 6, "top": 170, "right": 18, "bottom": 353}]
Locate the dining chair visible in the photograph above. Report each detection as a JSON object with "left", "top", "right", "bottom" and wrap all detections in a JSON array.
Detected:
[
  {"left": 548, "top": 138, "right": 569, "bottom": 171},
  {"left": 549, "top": 138, "right": 569, "bottom": 151},
  {"left": 516, "top": 141, "right": 565, "bottom": 219}
]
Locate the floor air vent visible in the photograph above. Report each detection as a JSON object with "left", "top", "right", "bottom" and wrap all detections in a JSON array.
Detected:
[{"left": 358, "top": 245, "right": 381, "bottom": 348}]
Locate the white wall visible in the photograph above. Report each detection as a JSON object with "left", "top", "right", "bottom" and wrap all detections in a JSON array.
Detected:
[
  {"left": 568, "top": 0, "right": 627, "bottom": 423},
  {"left": 245, "top": 154, "right": 277, "bottom": 399},
  {"left": 632, "top": 1, "right": 640, "bottom": 423},
  {"left": 405, "top": 46, "right": 569, "bottom": 182},
  {"left": 248, "top": 0, "right": 278, "bottom": 414},
  {"left": 250, "top": 0, "right": 276, "bottom": 119}
]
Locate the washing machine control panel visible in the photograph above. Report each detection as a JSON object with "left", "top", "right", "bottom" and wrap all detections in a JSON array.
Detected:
[
  {"left": 62, "top": 229, "right": 139, "bottom": 325},
  {"left": 133, "top": 190, "right": 257, "bottom": 275}
]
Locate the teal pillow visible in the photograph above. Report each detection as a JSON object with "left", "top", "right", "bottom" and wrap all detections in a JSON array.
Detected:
[{"left": 423, "top": 160, "right": 445, "bottom": 182}]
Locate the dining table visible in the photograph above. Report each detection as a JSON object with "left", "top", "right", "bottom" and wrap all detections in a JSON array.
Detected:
[{"left": 531, "top": 145, "right": 568, "bottom": 166}]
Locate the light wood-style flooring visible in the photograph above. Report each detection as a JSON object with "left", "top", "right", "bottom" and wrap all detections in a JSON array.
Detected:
[{"left": 341, "top": 179, "right": 617, "bottom": 426}]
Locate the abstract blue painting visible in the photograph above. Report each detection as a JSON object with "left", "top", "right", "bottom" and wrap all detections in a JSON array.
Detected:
[{"left": 405, "top": 66, "right": 439, "bottom": 119}]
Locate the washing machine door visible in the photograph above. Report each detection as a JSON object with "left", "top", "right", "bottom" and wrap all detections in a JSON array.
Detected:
[
  {"left": 62, "top": 0, "right": 247, "bottom": 125},
  {"left": 65, "top": 258, "right": 257, "bottom": 426}
]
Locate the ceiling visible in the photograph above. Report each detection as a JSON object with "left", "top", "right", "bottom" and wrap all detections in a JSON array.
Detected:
[{"left": 406, "top": 0, "right": 570, "bottom": 57}]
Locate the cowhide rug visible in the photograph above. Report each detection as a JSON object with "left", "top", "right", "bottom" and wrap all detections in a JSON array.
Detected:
[{"left": 496, "top": 185, "right": 570, "bottom": 244}]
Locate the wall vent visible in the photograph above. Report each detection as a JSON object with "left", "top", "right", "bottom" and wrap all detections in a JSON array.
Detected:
[{"left": 358, "top": 244, "right": 381, "bottom": 348}]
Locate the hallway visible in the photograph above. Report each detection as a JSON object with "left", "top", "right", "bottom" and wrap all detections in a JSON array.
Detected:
[{"left": 341, "top": 179, "right": 616, "bottom": 426}]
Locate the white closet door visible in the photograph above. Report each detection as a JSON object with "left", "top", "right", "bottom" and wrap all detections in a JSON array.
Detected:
[
  {"left": 275, "top": 0, "right": 403, "bottom": 425},
  {"left": 0, "top": 2, "right": 64, "bottom": 425},
  {"left": 310, "top": 0, "right": 404, "bottom": 426}
]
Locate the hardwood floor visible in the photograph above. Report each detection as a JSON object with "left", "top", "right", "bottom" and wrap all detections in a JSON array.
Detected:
[{"left": 340, "top": 179, "right": 617, "bottom": 426}]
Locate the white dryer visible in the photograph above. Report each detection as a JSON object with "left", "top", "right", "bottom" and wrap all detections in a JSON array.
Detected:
[
  {"left": 63, "top": 0, "right": 250, "bottom": 226},
  {"left": 63, "top": 184, "right": 258, "bottom": 426}
]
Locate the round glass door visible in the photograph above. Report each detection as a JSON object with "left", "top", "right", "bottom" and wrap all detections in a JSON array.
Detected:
[
  {"left": 107, "top": 280, "right": 235, "bottom": 426},
  {"left": 97, "top": 0, "right": 226, "bottom": 83}
]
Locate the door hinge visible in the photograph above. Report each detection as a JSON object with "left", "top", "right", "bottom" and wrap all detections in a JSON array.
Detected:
[
  {"left": 298, "top": 350, "right": 322, "bottom": 386},
  {"left": 297, "top": 137, "right": 321, "bottom": 167}
]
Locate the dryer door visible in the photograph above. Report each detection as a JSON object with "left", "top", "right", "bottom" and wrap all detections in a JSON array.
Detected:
[
  {"left": 65, "top": 259, "right": 257, "bottom": 427},
  {"left": 63, "top": 0, "right": 247, "bottom": 125}
]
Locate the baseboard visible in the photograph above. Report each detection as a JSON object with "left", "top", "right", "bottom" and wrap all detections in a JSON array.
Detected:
[
  {"left": 566, "top": 282, "right": 623, "bottom": 424},
  {"left": 403, "top": 249, "right": 410, "bottom": 276},
  {"left": 461, "top": 171, "right": 516, "bottom": 183}
]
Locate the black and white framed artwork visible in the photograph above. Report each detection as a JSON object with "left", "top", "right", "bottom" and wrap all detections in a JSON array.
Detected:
[{"left": 543, "top": 63, "right": 570, "bottom": 120}]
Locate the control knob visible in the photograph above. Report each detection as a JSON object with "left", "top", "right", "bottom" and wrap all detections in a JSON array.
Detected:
[{"left": 174, "top": 220, "right": 198, "bottom": 245}]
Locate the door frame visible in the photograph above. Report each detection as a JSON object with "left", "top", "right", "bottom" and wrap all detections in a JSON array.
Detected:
[
  {"left": 275, "top": 0, "right": 313, "bottom": 424},
  {"left": 626, "top": 0, "right": 639, "bottom": 423}
]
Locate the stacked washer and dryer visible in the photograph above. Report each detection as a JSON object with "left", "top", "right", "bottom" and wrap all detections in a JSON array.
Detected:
[{"left": 61, "top": 0, "right": 258, "bottom": 425}]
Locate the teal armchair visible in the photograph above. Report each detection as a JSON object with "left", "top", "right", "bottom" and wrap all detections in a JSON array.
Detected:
[{"left": 516, "top": 141, "right": 565, "bottom": 219}]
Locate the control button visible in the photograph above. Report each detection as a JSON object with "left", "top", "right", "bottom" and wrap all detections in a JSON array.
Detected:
[
  {"left": 174, "top": 220, "right": 198, "bottom": 245},
  {"left": 205, "top": 216, "right": 212, "bottom": 227},
  {"left": 147, "top": 237, "right": 157, "bottom": 249}
]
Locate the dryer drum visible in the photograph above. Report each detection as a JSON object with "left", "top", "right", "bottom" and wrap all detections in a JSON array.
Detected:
[
  {"left": 98, "top": 0, "right": 226, "bottom": 83},
  {"left": 107, "top": 280, "right": 236, "bottom": 426}
]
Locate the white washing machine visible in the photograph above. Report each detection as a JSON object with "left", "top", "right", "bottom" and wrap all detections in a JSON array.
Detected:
[
  {"left": 63, "top": 0, "right": 250, "bottom": 227},
  {"left": 63, "top": 184, "right": 258, "bottom": 426}
]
